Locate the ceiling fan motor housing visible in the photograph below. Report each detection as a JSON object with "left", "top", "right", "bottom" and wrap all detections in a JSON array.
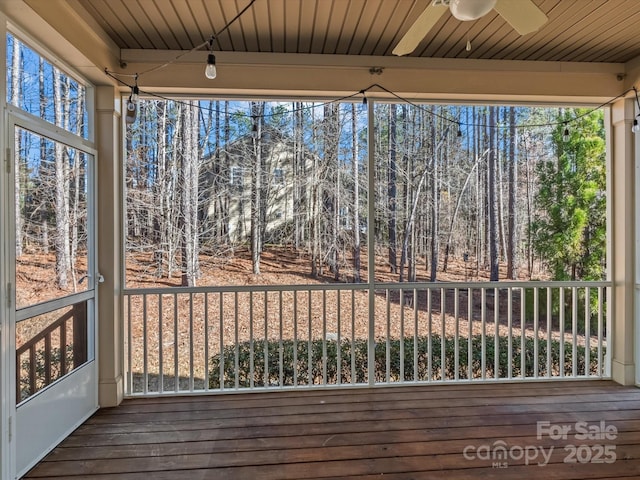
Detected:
[{"left": 449, "top": 0, "right": 497, "bottom": 21}]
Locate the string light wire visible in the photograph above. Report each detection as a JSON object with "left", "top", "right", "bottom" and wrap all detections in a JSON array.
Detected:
[
  {"left": 104, "top": 66, "right": 637, "bottom": 132},
  {"left": 106, "top": 0, "right": 256, "bottom": 79}
]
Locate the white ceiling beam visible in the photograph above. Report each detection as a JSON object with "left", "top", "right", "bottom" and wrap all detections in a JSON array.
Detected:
[{"left": 119, "top": 49, "right": 627, "bottom": 104}]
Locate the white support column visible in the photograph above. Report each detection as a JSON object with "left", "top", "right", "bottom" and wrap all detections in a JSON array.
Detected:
[
  {"left": 96, "top": 86, "right": 124, "bottom": 406},
  {"left": 610, "top": 98, "right": 636, "bottom": 385}
]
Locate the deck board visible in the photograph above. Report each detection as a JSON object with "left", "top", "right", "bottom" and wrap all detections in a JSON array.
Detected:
[{"left": 24, "top": 381, "right": 640, "bottom": 479}]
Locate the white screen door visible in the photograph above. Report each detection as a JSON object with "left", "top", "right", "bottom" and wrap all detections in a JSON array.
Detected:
[{"left": 8, "top": 116, "right": 98, "bottom": 478}]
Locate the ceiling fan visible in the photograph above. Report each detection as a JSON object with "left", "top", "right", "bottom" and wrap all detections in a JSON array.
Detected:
[{"left": 392, "top": 0, "right": 548, "bottom": 56}]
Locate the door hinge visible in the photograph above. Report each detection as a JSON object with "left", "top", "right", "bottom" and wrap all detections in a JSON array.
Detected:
[
  {"left": 8, "top": 416, "right": 12, "bottom": 442},
  {"left": 5, "top": 147, "right": 10, "bottom": 174}
]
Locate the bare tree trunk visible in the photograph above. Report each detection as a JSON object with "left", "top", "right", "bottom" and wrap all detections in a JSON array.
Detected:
[
  {"left": 12, "top": 39, "right": 23, "bottom": 258},
  {"left": 442, "top": 149, "right": 487, "bottom": 272},
  {"left": 497, "top": 108, "right": 507, "bottom": 261},
  {"left": 294, "top": 102, "right": 303, "bottom": 250},
  {"left": 180, "top": 101, "right": 200, "bottom": 286},
  {"left": 488, "top": 106, "right": 500, "bottom": 281},
  {"left": 429, "top": 112, "right": 439, "bottom": 282},
  {"left": 223, "top": 101, "right": 230, "bottom": 244},
  {"left": 400, "top": 123, "right": 450, "bottom": 283},
  {"left": 68, "top": 77, "right": 81, "bottom": 291},
  {"left": 388, "top": 104, "right": 398, "bottom": 273},
  {"left": 251, "top": 103, "right": 263, "bottom": 275},
  {"left": 154, "top": 102, "right": 167, "bottom": 276},
  {"left": 39, "top": 58, "right": 49, "bottom": 254},
  {"left": 351, "top": 104, "right": 361, "bottom": 282},
  {"left": 507, "top": 107, "right": 518, "bottom": 279},
  {"left": 54, "top": 70, "right": 71, "bottom": 289}
]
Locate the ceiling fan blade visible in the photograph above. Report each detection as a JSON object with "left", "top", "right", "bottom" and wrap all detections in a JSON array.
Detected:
[
  {"left": 494, "top": 0, "right": 547, "bottom": 35},
  {"left": 392, "top": 3, "right": 448, "bottom": 56}
]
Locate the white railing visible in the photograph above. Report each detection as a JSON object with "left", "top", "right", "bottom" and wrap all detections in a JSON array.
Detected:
[{"left": 123, "top": 281, "right": 610, "bottom": 396}]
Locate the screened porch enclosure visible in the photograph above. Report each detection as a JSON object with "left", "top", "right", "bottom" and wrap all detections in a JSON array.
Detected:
[{"left": 121, "top": 97, "right": 611, "bottom": 396}]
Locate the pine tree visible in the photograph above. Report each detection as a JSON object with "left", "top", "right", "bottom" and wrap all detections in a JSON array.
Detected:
[{"left": 531, "top": 110, "right": 606, "bottom": 280}]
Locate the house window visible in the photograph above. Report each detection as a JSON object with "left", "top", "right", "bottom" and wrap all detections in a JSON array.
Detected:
[
  {"left": 273, "top": 167, "right": 285, "bottom": 185},
  {"left": 230, "top": 166, "right": 244, "bottom": 187}
]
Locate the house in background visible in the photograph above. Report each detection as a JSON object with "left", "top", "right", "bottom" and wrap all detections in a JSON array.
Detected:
[{"left": 200, "top": 124, "right": 314, "bottom": 247}]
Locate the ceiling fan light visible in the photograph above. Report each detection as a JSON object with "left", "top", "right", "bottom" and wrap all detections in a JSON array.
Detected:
[{"left": 449, "top": 0, "right": 497, "bottom": 21}]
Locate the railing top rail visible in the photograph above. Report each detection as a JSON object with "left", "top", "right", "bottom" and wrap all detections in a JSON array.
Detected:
[
  {"left": 123, "top": 280, "right": 611, "bottom": 296},
  {"left": 123, "top": 283, "right": 371, "bottom": 295},
  {"left": 374, "top": 280, "right": 611, "bottom": 289}
]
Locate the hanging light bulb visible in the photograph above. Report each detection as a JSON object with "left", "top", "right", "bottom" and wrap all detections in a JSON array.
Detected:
[
  {"left": 126, "top": 97, "right": 136, "bottom": 112},
  {"left": 632, "top": 117, "right": 640, "bottom": 134},
  {"left": 205, "top": 53, "right": 217, "bottom": 79},
  {"left": 466, "top": 39, "right": 472, "bottom": 52},
  {"left": 130, "top": 84, "right": 139, "bottom": 103},
  {"left": 362, "top": 95, "right": 367, "bottom": 105},
  {"left": 562, "top": 124, "right": 570, "bottom": 142},
  {"left": 125, "top": 97, "right": 136, "bottom": 124}
]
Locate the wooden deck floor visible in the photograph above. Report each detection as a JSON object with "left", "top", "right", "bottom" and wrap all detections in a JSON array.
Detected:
[{"left": 24, "top": 381, "right": 640, "bottom": 479}]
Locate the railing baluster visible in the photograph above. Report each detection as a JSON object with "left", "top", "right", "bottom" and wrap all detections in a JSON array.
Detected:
[
  {"left": 572, "top": 286, "right": 578, "bottom": 378},
  {"left": 264, "top": 292, "right": 269, "bottom": 387},
  {"left": 468, "top": 287, "right": 473, "bottom": 381},
  {"left": 189, "top": 292, "right": 194, "bottom": 391},
  {"left": 494, "top": 287, "right": 499, "bottom": 379},
  {"left": 585, "top": 287, "right": 591, "bottom": 377},
  {"left": 142, "top": 294, "right": 148, "bottom": 394},
  {"left": 173, "top": 293, "right": 178, "bottom": 392},
  {"left": 533, "top": 287, "right": 539, "bottom": 379},
  {"left": 507, "top": 287, "right": 513, "bottom": 380},
  {"left": 427, "top": 287, "right": 432, "bottom": 382},
  {"left": 72, "top": 302, "right": 87, "bottom": 368},
  {"left": 60, "top": 319, "right": 67, "bottom": 376},
  {"left": 520, "top": 288, "right": 526, "bottom": 378},
  {"left": 559, "top": 287, "right": 565, "bottom": 378},
  {"left": 598, "top": 286, "right": 604, "bottom": 377},
  {"left": 454, "top": 288, "right": 459, "bottom": 381},
  {"left": 203, "top": 292, "right": 209, "bottom": 392},
  {"left": 127, "top": 295, "right": 133, "bottom": 394},
  {"left": 413, "top": 288, "right": 418, "bottom": 382},
  {"left": 219, "top": 292, "right": 224, "bottom": 390},
  {"left": 337, "top": 291, "right": 342, "bottom": 385},
  {"left": 159, "top": 294, "right": 164, "bottom": 393},
  {"left": 322, "top": 290, "right": 327, "bottom": 386},
  {"left": 293, "top": 291, "right": 298, "bottom": 387},
  {"left": 481, "top": 288, "right": 486, "bottom": 381},
  {"left": 546, "top": 287, "right": 552, "bottom": 378},
  {"left": 400, "top": 288, "right": 405, "bottom": 382},
  {"left": 386, "top": 289, "right": 391, "bottom": 383},
  {"left": 29, "top": 345, "right": 37, "bottom": 396},
  {"left": 234, "top": 291, "right": 239, "bottom": 389},
  {"left": 351, "top": 289, "right": 356, "bottom": 385},
  {"left": 44, "top": 335, "right": 52, "bottom": 386},
  {"left": 279, "top": 291, "right": 284, "bottom": 387},
  {"left": 307, "top": 290, "right": 312, "bottom": 385},
  {"left": 440, "top": 287, "right": 446, "bottom": 381},
  {"left": 249, "top": 292, "right": 255, "bottom": 389}
]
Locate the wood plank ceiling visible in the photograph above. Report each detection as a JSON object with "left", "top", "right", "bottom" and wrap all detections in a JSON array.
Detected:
[{"left": 74, "top": 0, "right": 640, "bottom": 63}]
